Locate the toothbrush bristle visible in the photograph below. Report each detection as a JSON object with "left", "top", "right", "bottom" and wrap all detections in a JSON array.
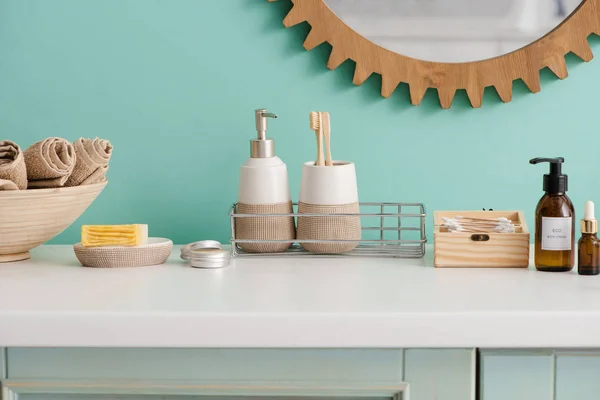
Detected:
[{"left": 309, "top": 111, "right": 320, "bottom": 130}]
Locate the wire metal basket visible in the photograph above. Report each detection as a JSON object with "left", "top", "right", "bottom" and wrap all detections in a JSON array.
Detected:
[{"left": 229, "top": 202, "right": 427, "bottom": 258}]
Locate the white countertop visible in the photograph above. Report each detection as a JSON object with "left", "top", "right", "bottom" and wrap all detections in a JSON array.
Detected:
[{"left": 1, "top": 245, "right": 599, "bottom": 348}]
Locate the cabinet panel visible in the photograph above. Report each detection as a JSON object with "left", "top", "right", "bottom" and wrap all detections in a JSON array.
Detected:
[
  {"left": 404, "top": 349, "right": 475, "bottom": 400},
  {"left": 556, "top": 352, "right": 600, "bottom": 400},
  {"left": 480, "top": 352, "right": 553, "bottom": 400},
  {"left": 1, "top": 347, "right": 6, "bottom": 379},
  {"left": 19, "top": 397, "right": 387, "bottom": 400},
  {"left": 2, "top": 381, "right": 403, "bottom": 400},
  {"left": 7, "top": 348, "right": 403, "bottom": 382}
]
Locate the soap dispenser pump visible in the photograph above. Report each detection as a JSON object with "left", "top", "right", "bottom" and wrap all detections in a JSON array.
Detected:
[
  {"left": 236, "top": 109, "right": 296, "bottom": 253},
  {"left": 530, "top": 157, "right": 575, "bottom": 272},
  {"left": 251, "top": 109, "right": 277, "bottom": 158}
]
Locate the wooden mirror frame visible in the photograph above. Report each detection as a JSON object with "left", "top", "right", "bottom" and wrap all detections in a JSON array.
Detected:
[{"left": 269, "top": 0, "right": 599, "bottom": 108}]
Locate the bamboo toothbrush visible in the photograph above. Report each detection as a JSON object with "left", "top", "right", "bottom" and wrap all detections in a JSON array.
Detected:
[
  {"left": 321, "top": 112, "right": 333, "bottom": 166},
  {"left": 309, "top": 112, "right": 325, "bottom": 166}
]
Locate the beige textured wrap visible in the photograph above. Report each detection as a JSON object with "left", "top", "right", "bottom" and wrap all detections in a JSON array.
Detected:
[
  {"left": 65, "top": 137, "right": 112, "bottom": 187},
  {"left": 23, "top": 137, "right": 76, "bottom": 188},
  {"left": 235, "top": 202, "right": 296, "bottom": 253},
  {"left": 297, "top": 202, "right": 361, "bottom": 253},
  {"left": 74, "top": 239, "right": 173, "bottom": 268},
  {"left": 0, "top": 140, "right": 27, "bottom": 190}
]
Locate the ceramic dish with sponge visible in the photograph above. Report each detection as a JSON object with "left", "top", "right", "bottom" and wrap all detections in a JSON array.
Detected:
[{"left": 74, "top": 224, "right": 173, "bottom": 268}]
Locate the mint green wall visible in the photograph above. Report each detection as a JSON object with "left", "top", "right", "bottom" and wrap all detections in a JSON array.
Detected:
[{"left": 1, "top": 0, "right": 599, "bottom": 245}]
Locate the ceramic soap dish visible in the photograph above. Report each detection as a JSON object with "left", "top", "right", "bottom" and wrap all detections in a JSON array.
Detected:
[{"left": 74, "top": 238, "right": 173, "bottom": 268}]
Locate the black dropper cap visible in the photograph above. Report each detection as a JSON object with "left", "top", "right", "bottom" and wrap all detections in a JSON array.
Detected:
[{"left": 529, "top": 157, "right": 567, "bottom": 194}]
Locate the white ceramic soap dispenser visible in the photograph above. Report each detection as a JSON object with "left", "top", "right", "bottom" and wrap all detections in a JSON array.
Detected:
[{"left": 235, "top": 109, "right": 295, "bottom": 253}]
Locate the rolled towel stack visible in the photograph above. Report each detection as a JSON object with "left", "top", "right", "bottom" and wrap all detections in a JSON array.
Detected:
[
  {"left": 24, "top": 137, "right": 77, "bottom": 189},
  {"left": 65, "top": 138, "right": 113, "bottom": 187},
  {"left": 0, "top": 137, "right": 112, "bottom": 190},
  {"left": 0, "top": 140, "right": 27, "bottom": 190}
]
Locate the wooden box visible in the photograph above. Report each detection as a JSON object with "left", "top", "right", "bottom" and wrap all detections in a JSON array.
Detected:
[{"left": 434, "top": 211, "right": 530, "bottom": 268}]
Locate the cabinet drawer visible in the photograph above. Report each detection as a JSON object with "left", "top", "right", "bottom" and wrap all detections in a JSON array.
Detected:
[
  {"left": 7, "top": 348, "right": 404, "bottom": 382},
  {"left": 16, "top": 397, "right": 388, "bottom": 400}
]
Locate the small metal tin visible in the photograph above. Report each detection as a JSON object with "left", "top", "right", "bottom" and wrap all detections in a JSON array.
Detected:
[
  {"left": 189, "top": 248, "right": 231, "bottom": 269},
  {"left": 180, "top": 240, "right": 222, "bottom": 261}
]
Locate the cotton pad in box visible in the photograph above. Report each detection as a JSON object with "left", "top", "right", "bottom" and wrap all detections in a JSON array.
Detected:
[{"left": 73, "top": 238, "right": 173, "bottom": 268}]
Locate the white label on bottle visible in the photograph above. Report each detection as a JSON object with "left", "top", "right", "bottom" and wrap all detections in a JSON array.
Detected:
[{"left": 541, "top": 217, "right": 572, "bottom": 250}]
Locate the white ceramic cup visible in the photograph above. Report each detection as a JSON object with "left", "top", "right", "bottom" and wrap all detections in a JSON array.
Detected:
[
  {"left": 299, "top": 161, "right": 358, "bottom": 205},
  {"left": 298, "top": 161, "right": 360, "bottom": 254}
]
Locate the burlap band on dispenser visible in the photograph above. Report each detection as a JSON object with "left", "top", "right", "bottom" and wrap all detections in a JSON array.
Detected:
[
  {"left": 297, "top": 202, "right": 361, "bottom": 253},
  {"left": 235, "top": 201, "right": 296, "bottom": 253}
]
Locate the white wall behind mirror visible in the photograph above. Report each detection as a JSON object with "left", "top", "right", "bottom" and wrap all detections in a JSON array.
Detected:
[{"left": 324, "top": 0, "right": 583, "bottom": 62}]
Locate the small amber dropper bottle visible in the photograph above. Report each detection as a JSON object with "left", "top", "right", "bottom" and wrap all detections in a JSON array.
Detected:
[{"left": 578, "top": 201, "right": 600, "bottom": 276}]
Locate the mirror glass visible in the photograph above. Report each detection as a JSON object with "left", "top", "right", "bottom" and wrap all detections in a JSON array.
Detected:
[{"left": 324, "top": 0, "right": 583, "bottom": 63}]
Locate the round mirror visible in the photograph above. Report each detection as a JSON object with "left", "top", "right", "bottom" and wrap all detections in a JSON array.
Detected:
[{"left": 324, "top": 0, "right": 583, "bottom": 62}]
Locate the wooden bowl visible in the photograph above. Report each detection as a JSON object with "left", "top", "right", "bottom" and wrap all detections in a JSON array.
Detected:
[{"left": 0, "top": 181, "right": 107, "bottom": 262}]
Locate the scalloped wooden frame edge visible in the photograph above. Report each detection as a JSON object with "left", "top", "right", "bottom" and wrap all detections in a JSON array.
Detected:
[{"left": 268, "top": 0, "right": 599, "bottom": 108}]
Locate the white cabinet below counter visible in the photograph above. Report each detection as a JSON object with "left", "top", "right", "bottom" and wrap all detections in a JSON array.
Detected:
[
  {"left": 5, "top": 348, "right": 600, "bottom": 400},
  {"left": 1, "top": 348, "right": 476, "bottom": 400}
]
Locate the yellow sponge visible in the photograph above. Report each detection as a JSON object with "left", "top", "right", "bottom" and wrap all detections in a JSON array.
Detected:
[{"left": 81, "top": 224, "right": 148, "bottom": 247}]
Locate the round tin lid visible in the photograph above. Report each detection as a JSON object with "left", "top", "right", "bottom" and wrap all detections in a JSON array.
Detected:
[{"left": 180, "top": 240, "right": 222, "bottom": 261}]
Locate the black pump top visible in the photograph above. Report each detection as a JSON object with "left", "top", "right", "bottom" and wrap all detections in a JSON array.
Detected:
[{"left": 529, "top": 157, "right": 567, "bottom": 194}]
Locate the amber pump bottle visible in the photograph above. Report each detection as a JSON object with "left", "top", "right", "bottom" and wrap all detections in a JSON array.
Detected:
[
  {"left": 578, "top": 201, "right": 600, "bottom": 275},
  {"left": 530, "top": 157, "right": 575, "bottom": 272}
]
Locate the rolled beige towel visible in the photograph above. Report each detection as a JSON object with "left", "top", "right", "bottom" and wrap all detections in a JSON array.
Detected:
[
  {"left": 65, "top": 137, "right": 112, "bottom": 187},
  {"left": 0, "top": 140, "right": 27, "bottom": 190},
  {"left": 24, "top": 137, "right": 76, "bottom": 189},
  {"left": 0, "top": 179, "right": 18, "bottom": 190}
]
